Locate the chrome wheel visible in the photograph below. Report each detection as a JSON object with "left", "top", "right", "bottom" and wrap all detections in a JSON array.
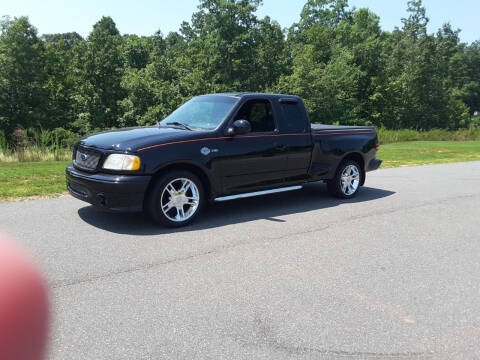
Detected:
[
  {"left": 340, "top": 164, "right": 360, "bottom": 196},
  {"left": 160, "top": 178, "right": 200, "bottom": 222}
]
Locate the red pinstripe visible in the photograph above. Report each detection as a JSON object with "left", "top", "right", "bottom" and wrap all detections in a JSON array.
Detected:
[{"left": 137, "top": 131, "right": 374, "bottom": 152}]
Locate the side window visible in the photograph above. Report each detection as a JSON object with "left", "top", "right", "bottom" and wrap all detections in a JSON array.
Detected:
[
  {"left": 280, "top": 103, "right": 308, "bottom": 133},
  {"left": 234, "top": 100, "right": 275, "bottom": 133}
]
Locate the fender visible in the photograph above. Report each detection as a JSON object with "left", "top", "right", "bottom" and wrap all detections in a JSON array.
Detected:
[{"left": 148, "top": 159, "right": 220, "bottom": 199}]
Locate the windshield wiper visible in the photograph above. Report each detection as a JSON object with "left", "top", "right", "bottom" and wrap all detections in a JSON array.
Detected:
[{"left": 165, "top": 122, "right": 193, "bottom": 131}]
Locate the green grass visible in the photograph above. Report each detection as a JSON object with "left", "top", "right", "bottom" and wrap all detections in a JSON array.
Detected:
[
  {"left": 0, "top": 141, "right": 479, "bottom": 201},
  {"left": 378, "top": 141, "right": 480, "bottom": 168},
  {"left": 0, "top": 161, "right": 70, "bottom": 201}
]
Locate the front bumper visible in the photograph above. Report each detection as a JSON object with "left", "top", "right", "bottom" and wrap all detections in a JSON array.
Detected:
[{"left": 66, "top": 163, "right": 151, "bottom": 212}]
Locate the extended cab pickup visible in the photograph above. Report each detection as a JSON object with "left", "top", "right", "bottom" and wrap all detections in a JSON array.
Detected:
[{"left": 66, "top": 93, "right": 382, "bottom": 227}]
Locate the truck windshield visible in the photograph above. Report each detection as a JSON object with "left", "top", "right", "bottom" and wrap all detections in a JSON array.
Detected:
[{"left": 159, "top": 96, "right": 238, "bottom": 130}]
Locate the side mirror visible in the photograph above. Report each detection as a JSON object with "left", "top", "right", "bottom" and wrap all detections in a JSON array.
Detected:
[{"left": 227, "top": 119, "right": 251, "bottom": 136}]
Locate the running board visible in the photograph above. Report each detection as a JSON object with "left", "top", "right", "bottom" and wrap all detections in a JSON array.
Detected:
[{"left": 214, "top": 185, "right": 303, "bottom": 202}]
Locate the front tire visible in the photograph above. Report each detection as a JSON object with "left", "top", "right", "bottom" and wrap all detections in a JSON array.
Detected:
[
  {"left": 327, "top": 160, "right": 362, "bottom": 199},
  {"left": 145, "top": 170, "right": 204, "bottom": 227}
]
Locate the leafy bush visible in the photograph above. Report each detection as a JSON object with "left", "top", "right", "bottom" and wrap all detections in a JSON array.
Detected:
[
  {"left": 0, "top": 130, "right": 8, "bottom": 153},
  {"left": 0, "top": 147, "right": 71, "bottom": 162},
  {"left": 0, "top": 127, "right": 78, "bottom": 162},
  {"left": 471, "top": 116, "right": 480, "bottom": 128}
]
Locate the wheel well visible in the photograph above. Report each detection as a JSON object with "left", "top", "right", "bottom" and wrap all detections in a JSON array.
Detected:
[
  {"left": 342, "top": 152, "right": 366, "bottom": 186},
  {"left": 342, "top": 152, "right": 365, "bottom": 169},
  {"left": 146, "top": 163, "right": 212, "bottom": 200}
]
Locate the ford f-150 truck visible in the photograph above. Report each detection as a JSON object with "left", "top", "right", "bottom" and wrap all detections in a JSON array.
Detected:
[{"left": 66, "top": 93, "right": 382, "bottom": 227}]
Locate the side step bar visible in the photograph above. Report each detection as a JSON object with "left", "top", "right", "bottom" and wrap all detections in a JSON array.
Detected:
[{"left": 214, "top": 185, "right": 303, "bottom": 202}]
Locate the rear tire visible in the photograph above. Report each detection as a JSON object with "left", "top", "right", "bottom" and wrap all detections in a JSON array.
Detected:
[
  {"left": 327, "top": 160, "right": 362, "bottom": 199},
  {"left": 145, "top": 170, "right": 204, "bottom": 227}
]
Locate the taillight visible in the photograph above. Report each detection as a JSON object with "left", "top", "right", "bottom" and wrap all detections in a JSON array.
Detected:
[{"left": 375, "top": 142, "right": 380, "bottom": 153}]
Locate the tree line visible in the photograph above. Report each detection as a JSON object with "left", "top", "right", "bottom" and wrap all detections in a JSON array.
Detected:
[{"left": 1, "top": 0, "right": 479, "bottom": 143}]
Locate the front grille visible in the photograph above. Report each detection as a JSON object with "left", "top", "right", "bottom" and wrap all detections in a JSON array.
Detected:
[{"left": 74, "top": 147, "right": 102, "bottom": 171}]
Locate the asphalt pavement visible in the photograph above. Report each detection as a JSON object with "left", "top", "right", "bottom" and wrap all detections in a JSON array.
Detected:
[{"left": 1, "top": 162, "right": 480, "bottom": 359}]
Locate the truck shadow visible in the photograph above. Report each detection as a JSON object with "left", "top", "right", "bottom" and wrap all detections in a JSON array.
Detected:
[{"left": 77, "top": 183, "right": 395, "bottom": 236}]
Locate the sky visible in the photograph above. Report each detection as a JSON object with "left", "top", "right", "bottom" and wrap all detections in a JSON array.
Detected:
[{"left": 1, "top": 0, "right": 479, "bottom": 44}]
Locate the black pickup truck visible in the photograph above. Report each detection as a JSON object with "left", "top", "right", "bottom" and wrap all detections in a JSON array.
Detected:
[{"left": 66, "top": 93, "right": 382, "bottom": 227}]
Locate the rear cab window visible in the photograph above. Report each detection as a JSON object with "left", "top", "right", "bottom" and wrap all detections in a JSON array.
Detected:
[{"left": 278, "top": 98, "right": 310, "bottom": 134}]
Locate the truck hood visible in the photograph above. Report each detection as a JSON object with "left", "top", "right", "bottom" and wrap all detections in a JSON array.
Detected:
[{"left": 78, "top": 126, "right": 204, "bottom": 152}]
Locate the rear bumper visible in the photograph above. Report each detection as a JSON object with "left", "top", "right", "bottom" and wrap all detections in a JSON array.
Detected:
[
  {"left": 367, "top": 158, "right": 382, "bottom": 172},
  {"left": 66, "top": 163, "right": 151, "bottom": 212}
]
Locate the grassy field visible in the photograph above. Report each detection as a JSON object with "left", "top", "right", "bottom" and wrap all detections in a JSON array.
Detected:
[
  {"left": 0, "top": 141, "right": 479, "bottom": 201},
  {"left": 0, "top": 161, "right": 70, "bottom": 201},
  {"left": 378, "top": 141, "right": 480, "bottom": 168}
]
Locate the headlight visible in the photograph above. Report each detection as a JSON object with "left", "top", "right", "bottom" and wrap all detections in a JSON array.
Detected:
[{"left": 103, "top": 154, "right": 141, "bottom": 171}]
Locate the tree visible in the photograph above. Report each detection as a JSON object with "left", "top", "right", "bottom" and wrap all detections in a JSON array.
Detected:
[
  {"left": 252, "top": 17, "right": 288, "bottom": 91},
  {"left": 119, "top": 57, "right": 184, "bottom": 127},
  {"left": 381, "top": 0, "right": 461, "bottom": 129},
  {"left": 181, "top": 0, "right": 263, "bottom": 90},
  {"left": 276, "top": 1, "right": 363, "bottom": 125},
  {"left": 463, "top": 41, "right": 480, "bottom": 115},
  {"left": 1, "top": 0, "right": 478, "bottom": 135},
  {"left": 42, "top": 33, "right": 84, "bottom": 130},
  {"left": 73, "top": 17, "right": 125, "bottom": 131},
  {"left": 299, "top": 0, "right": 351, "bottom": 29},
  {"left": 336, "top": 8, "right": 386, "bottom": 126},
  {"left": 121, "top": 34, "right": 161, "bottom": 70},
  {"left": 42, "top": 32, "right": 83, "bottom": 49},
  {"left": 0, "top": 16, "right": 47, "bottom": 136}
]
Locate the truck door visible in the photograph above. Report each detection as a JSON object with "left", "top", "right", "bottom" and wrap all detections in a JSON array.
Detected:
[{"left": 216, "top": 98, "right": 288, "bottom": 194}]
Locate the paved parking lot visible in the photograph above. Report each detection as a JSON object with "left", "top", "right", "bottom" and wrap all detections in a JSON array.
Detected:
[{"left": 1, "top": 162, "right": 480, "bottom": 359}]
